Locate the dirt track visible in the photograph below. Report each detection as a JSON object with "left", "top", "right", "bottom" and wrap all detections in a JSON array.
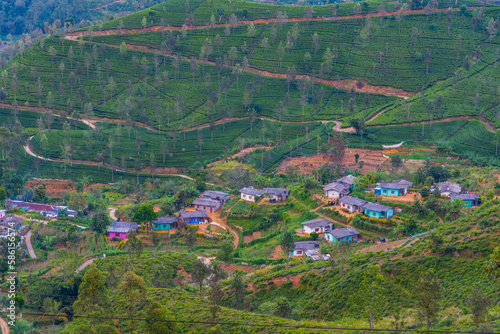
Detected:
[{"left": 66, "top": 7, "right": 475, "bottom": 39}]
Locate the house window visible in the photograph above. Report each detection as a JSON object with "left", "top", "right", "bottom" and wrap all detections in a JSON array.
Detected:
[{"left": 391, "top": 191, "right": 394, "bottom": 194}]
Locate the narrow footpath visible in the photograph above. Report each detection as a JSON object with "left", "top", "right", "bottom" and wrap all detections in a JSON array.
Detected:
[{"left": 25, "top": 231, "right": 36, "bottom": 259}]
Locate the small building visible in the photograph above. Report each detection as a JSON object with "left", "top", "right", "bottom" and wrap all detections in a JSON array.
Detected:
[
  {"left": 179, "top": 211, "right": 209, "bottom": 224},
  {"left": 7, "top": 200, "right": 59, "bottom": 217},
  {"left": 363, "top": 202, "right": 394, "bottom": 219},
  {"left": 337, "top": 175, "right": 357, "bottom": 188},
  {"left": 0, "top": 216, "right": 23, "bottom": 231},
  {"left": 107, "top": 221, "right": 139, "bottom": 239},
  {"left": 240, "top": 187, "right": 263, "bottom": 202},
  {"left": 325, "top": 227, "right": 360, "bottom": 243},
  {"left": 291, "top": 241, "right": 320, "bottom": 257},
  {"left": 151, "top": 217, "right": 177, "bottom": 231},
  {"left": 435, "top": 181, "right": 461, "bottom": 197},
  {"left": 449, "top": 193, "right": 481, "bottom": 207},
  {"left": 192, "top": 198, "right": 221, "bottom": 213},
  {"left": 200, "top": 190, "right": 230, "bottom": 203},
  {"left": 0, "top": 210, "right": 6, "bottom": 219},
  {"left": 393, "top": 179, "right": 413, "bottom": 188},
  {"left": 301, "top": 218, "right": 333, "bottom": 234},
  {"left": 262, "top": 188, "right": 290, "bottom": 202},
  {"left": 339, "top": 196, "right": 368, "bottom": 213},
  {"left": 376, "top": 182, "right": 410, "bottom": 196},
  {"left": 324, "top": 182, "right": 349, "bottom": 199}
]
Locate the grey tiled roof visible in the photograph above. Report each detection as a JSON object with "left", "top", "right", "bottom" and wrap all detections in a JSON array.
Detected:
[
  {"left": 152, "top": 217, "right": 177, "bottom": 225},
  {"left": 301, "top": 218, "right": 332, "bottom": 228},
  {"left": 339, "top": 196, "right": 367, "bottom": 207},
  {"left": 180, "top": 211, "right": 208, "bottom": 219},
  {"left": 437, "top": 181, "right": 461, "bottom": 194},
  {"left": 379, "top": 182, "right": 410, "bottom": 190},
  {"left": 240, "top": 187, "right": 263, "bottom": 197},
  {"left": 107, "top": 221, "right": 138, "bottom": 233},
  {"left": 0, "top": 216, "right": 23, "bottom": 227},
  {"left": 450, "top": 193, "right": 480, "bottom": 200},
  {"left": 294, "top": 241, "right": 320, "bottom": 250},
  {"left": 393, "top": 179, "right": 413, "bottom": 187},
  {"left": 193, "top": 198, "right": 220, "bottom": 207},
  {"left": 327, "top": 227, "right": 360, "bottom": 239},
  {"left": 337, "top": 175, "right": 357, "bottom": 185},
  {"left": 363, "top": 202, "right": 392, "bottom": 212},
  {"left": 324, "top": 182, "right": 349, "bottom": 193},
  {"left": 201, "top": 191, "right": 230, "bottom": 200},
  {"left": 262, "top": 188, "right": 290, "bottom": 196}
]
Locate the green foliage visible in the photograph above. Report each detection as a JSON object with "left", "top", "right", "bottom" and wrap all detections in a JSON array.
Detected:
[
  {"left": 90, "top": 213, "right": 110, "bottom": 234},
  {"left": 132, "top": 204, "right": 159, "bottom": 224}
]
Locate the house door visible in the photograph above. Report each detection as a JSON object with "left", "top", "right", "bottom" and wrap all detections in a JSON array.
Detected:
[{"left": 210, "top": 207, "right": 213, "bottom": 213}]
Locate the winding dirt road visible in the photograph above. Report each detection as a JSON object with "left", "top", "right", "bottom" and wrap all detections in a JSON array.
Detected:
[
  {"left": 0, "top": 317, "right": 9, "bottom": 334},
  {"left": 25, "top": 231, "right": 37, "bottom": 259}
]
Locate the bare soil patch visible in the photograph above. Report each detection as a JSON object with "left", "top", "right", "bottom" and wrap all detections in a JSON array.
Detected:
[
  {"left": 277, "top": 148, "right": 387, "bottom": 175},
  {"left": 243, "top": 231, "right": 262, "bottom": 243},
  {"left": 358, "top": 238, "right": 408, "bottom": 254},
  {"left": 270, "top": 245, "right": 285, "bottom": 259}
]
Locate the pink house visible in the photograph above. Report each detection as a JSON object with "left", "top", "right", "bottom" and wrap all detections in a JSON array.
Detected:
[{"left": 107, "top": 221, "right": 139, "bottom": 239}]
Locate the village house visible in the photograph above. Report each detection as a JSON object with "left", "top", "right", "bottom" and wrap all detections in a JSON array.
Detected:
[
  {"left": 151, "top": 217, "right": 177, "bottom": 231},
  {"left": 6, "top": 200, "right": 78, "bottom": 218},
  {"left": 262, "top": 188, "right": 290, "bottom": 202},
  {"left": 107, "top": 221, "right": 139, "bottom": 240},
  {"left": 179, "top": 211, "right": 209, "bottom": 224},
  {"left": 393, "top": 179, "right": 414, "bottom": 188},
  {"left": 339, "top": 196, "right": 368, "bottom": 213},
  {"left": 374, "top": 182, "right": 410, "bottom": 196},
  {"left": 363, "top": 202, "right": 394, "bottom": 219},
  {"left": 240, "top": 187, "right": 263, "bottom": 202},
  {"left": 337, "top": 175, "right": 357, "bottom": 188},
  {"left": 301, "top": 218, "right": 333, "bottom": 234},
  {"left": 433, "top": 181, "right": 461, "bottom": 197},
  {"left": 325, "top": 227, "right": 360, "bottom": 243},
  {"left": 450, "top": 193, "right": 481, "bottom": 207},
  {"left": 291, "top": 241, "right": 321, "bottom": 257},
  {"left": 192, "top": 198, "right": 221, "bottom": 213},
  {"left": 200, "top": 190, "right": 230, "bottom": 203},
  {"left": 0, "top": 216, "right": 24, "bottom": 231},
  {"left": 0, "top": 210, "right": 5, "bottom": 219},
  {"left": 324, "top": 182, "right": 349, "bottom": 199}
]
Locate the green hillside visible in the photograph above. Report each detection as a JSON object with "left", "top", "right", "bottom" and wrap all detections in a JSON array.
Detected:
[{"left": 1, "top": 0, "right": 500, "bottom": 176}]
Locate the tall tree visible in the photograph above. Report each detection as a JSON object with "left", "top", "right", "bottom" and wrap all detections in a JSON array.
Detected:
[
  {"left": 192, "top": 259, "right": 210, "bottom": 302},
  {"left": 414, "top": 270, "right": 442, "bottom": 330},
  {"left": 280, "top": 231, "right": 295, "bottom": 269},
  {"left": 73, "top": 265, "right": 109, "bottom": 332},
  {"left": 354, "top": 265, "right": 386, "bottom": 329},
  {"left": 118, "top": 271, "right": 147, "bottom": 334},
  {"left": 326, "top": 241, "right": 353, "bottom": 291}
]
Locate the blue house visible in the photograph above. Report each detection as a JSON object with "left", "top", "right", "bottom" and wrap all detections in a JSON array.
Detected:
[
  {"left": 325, "top": 227, "right": 360, "bottom": 243},
  {"left": 179, "top": 211, "right": 209, "bottom": 224},
  {"left": 450, "top": 193, "right": 481, "bottom": 207},
  {"left": 0, "top": 216, "right": 24, "bottom": 230},
  {"left": 151, "top": 217, "right": 178, "bottom": 231},
  {"left": 363, "top": 202, "right": 394, "bottom": 219},
  {"left": 375, "top": 182, "right": 410, "bottom": 196}
]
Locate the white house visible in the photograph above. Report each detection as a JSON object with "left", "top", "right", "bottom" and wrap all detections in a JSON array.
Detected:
[
  {"left": 324, "top": 182, "right": 349, "bottom": 199},
  {"left": 240, "top": 187, "right": 264, "bottom": 202},
  {"left": 301, "top": 218, "right": 333, "bottom": 234},
  {"left": 434, "top": 181, "right": 462, "bottom": 197},
  {"left": 339, "top": 196, "right": 368, "bottom": 213}
]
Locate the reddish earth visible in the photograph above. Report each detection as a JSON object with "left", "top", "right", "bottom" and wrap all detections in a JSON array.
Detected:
[
  {"left": 272, "top": 275, "right": 301, "bottom": 287},
  {"left": 277, "top": 148, "right": 387, "bottom": 175},
  {"left": 270, "top": 245, "right": 285, "bottom": 259},
  {"left": 26, "top": 178, "right": 112, "bottom": 197},
  {"left": 243, "top": 231, "right": 262, "bottom": 243},
  {"left": 358, "top": 238, "right": 408, "bottom": 254},
  {"left": 222, "top": 264, "right": 256, "bottom": 274},
  {"left": 66, "top": 7, "right": 475, "bottom": 39},
  {"left": 90, "top": 0, "right": 122, "bottom": 10}
]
